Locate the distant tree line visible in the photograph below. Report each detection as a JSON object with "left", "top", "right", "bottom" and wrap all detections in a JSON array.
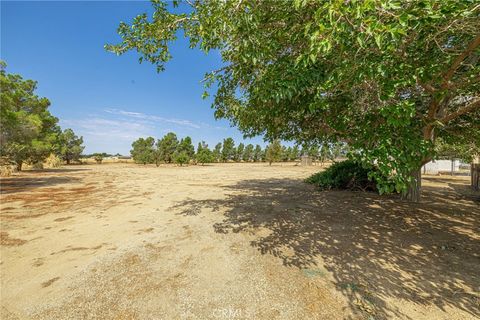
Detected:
[
  {"left": 82, "top": 152, "right": 122, "bottom": 158},
  {"left": 131, "top": 133, "right": 348, "bottom": 166},
  {"left": 1, "top": 62, "right": 85, "bottom": 170}
]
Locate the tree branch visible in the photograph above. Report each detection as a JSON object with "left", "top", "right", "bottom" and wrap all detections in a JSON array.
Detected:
[
  {"left": 441, "top": 33, "right": 480, "bottom": 88},
  {"left": 424, "top": 34, "right": 480, "bottom": 127},
  {"left": 200, "top": 66, "right": 230, "bottom": 83},
  {"left": 440, "top": 98, "right": 480, "bottom": 124}
]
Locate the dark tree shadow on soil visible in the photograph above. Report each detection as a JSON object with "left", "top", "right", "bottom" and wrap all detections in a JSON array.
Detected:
[
  {"left": 171, "top": 177, "right": 480, "bottom": 319},
  {"left": 0, "top": 176, "right": 81, "bottom": 194},
  {"left": 28, "top": 168, "right": 89, "bottom": 173}
]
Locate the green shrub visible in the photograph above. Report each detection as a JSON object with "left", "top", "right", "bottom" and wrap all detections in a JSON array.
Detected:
[
  {"left": 196, "top": 148, "right": 214, "bottom": 165},
  {"left": 173, "top": 151, "right": 190, "bottom": 166},
  {"left": 305, "top": 160, "right": 393, "bottom": 193},
  {"left": 93, "top": 153, "right": 103, "bottom": 164}
]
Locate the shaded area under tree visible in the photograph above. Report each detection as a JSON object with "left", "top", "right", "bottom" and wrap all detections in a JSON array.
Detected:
[{"left": 171, "top": 176, "right": 479, "bottom": 319}]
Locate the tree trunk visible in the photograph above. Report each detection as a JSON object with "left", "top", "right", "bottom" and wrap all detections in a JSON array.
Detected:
[
  {"left": 402, "top": 168, "right": 422, "bottom": 202},
  {"left": 472, "top": 163, "right": 479, "bottom": 191},
  {"left": 66, "top": 158, "right": 71, "bottom": 165},
  {"left": 16, "top": 161, "right": 23, "bottom": 171}
]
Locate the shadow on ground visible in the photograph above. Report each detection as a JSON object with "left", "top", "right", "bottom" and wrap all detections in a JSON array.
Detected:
[
  {"left": 171, "top": 177, "right": 480, "bottom": 319},
  {"left": 0, "top": 175, "right": 82, "bottom": 194},
  {"left": 28, "top": 168, "right": 89, "bottom": 173}
]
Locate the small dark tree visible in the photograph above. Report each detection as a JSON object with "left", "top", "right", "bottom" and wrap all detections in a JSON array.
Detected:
[
  {"left": 93, "top": 153, "right": 103, "bottom": 164},
  {"left": 243, "top": 144, "right": 254, "bottom": 162},
  {"left": 221, "top": 137, "right": 235, "bottom": 162},
  {"left": 213, "top": 142, "right": 222, "bottom": 162},
  {"left": 305, "top": 144, "right": 320, "bottom": 165},
  {"left": 281, "top": 146, "right": 290, "bottom": 162},
  {"left": 253, "top": 145, "right": 263, "bottom": 162},
  {"left": 291, "top": 145, "right": 300, "bottom": 161},
  {"left": 235, "top": 143, "right": 245, "bottom": 162},
  {"left": 196, "top": 141, "right": 205, "bottom": 154},
  {"left": 265, "top": 140, "right": 282, "bottom": 165},
  {"left": 318, "top": 144, "right": 332, "bottom": 167}
]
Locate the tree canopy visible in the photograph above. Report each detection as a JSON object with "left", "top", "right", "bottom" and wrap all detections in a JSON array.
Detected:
[
  {"left": 131, "top": 137, "right": 156, "bottom": 165},
  {"left": 243, "top": 144, "right": 254, "bottom": 162},
  {"left": 265, "top": 140, "right": 283, "bottom": 165},
  {"left": 221, "top": 137, "right": 235, "bottom": 162},
  {"left": 435, "top": 138, "right": 479, "bottom": 163},
  {"left": 58, "top": 128, "right": 85, "bottom": 164},
  {"left": 0, "top": 61, "right": 61, "bottom": 170},
  {"left": 196, "top": 141, "right": 214, "bottom": 165},
  {"left": 177, "top": 136, "right": 195, "bottom": 159},
  {"left": 157, "top": 132, "right": 179, "bottom": 163},
  {"left": 108, "top": 0, "right": 480, "bottom": 200}
]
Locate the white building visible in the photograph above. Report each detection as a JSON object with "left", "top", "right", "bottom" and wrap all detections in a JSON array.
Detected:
[{"left": 423, "top": 159, "right": 462, "bottom": 175}]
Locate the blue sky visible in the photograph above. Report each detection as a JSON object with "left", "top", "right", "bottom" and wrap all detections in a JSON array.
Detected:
[{"left": 1, "top": 1, "right": 268, "bottom": 155}]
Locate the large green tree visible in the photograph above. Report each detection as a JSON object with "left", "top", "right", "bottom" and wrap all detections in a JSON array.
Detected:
[
  {"left": 157, "top": 132, "right": 179, "bottom": 163},
  {"left": 108, "top": 1, "right": 480, "bottom": 201},
  {"left": 177, "top": 136, "right": 195, "bottom": 158},
  {"left": 172, "top": 136, "right": 195, "bottom": 165},
  {"left": 0, "top": 61, "right": 60, "bottom": 170},
  {"left": 131, "top": 137, "right": 156, "bottom": 165},
  {"left": 221, "top": 137, "right": 235, "bottom": 162},
  {"left": 58, "top": 128, "right": 85, "bottom": 164}
]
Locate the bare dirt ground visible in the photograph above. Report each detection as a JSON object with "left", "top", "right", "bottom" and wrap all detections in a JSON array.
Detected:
[{"left": 1, "top": 163, "right": 479, "bottom": 320}]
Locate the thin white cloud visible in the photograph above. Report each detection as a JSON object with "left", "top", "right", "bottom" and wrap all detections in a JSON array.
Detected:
[
  {"left": 62, "top": 118, "right": 155, "bottom": 141},
  {"left": 59, "top": 108, "right": 230, "bottom": 154},
  {"left": 199, "top": 121, "right": 229, "bottom": 130},
  {"left": 105, "top": 108, "right": 202, "bottom": 129}
]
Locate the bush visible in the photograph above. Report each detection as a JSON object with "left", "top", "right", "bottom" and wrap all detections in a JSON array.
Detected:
[
  {"left": 0, "top": 164, "right": 15, "bottom": 176},
  {"left": 196, "top": 149, "right": 214, "bottom": 165},
  {"left": 305, "top": 160, "right": 393, "bottom": 193},
  {"left": 31, "top": 162, "right": 44, "bottom": 170},
  {"left": 93, "top": 154, "right": 103, "bottom": 164},
  {"left": 44, "top": 154, "right": 62, "bottom": 168},
  {"left": 0, "top": 157, "right": 16, "bottom": 176}
]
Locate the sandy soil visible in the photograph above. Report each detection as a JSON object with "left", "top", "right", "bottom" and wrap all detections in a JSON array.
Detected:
[{"left": 0, "top": 163, "right": 479, "bottom": 320}]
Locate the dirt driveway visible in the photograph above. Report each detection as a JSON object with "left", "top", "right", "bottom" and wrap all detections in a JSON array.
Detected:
[{"left": 1, "top": 163, "right": 479, "bottom": 319}]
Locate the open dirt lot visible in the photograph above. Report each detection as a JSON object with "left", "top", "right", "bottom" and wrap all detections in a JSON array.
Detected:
[{"left": 1, "top": 163, "right": 479, "bottom": 319}]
